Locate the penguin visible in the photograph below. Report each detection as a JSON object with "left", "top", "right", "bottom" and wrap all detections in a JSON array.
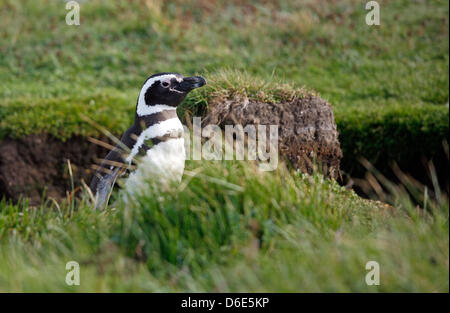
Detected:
[{"left": 90, "top": 72, "right": 206, "bottom": 209}]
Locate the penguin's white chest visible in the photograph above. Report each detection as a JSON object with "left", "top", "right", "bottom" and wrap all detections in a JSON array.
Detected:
[
  {"left": 125, "top": 118, "right": 185, "bottom": 194},
  {"left": 141, "top": 137, "right": 186, "bottom": 180}
]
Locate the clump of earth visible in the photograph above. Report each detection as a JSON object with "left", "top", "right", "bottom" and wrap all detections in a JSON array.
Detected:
[
  {"left": 0, "top": 92, "right": 342, "bottom": 204},
  {"left": 203, "top": 93, "right": 342, "bottom": 179}
]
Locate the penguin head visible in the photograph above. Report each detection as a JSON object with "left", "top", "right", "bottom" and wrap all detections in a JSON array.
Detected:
[{"left": 136, "top": 72, "right": 206, "bottom": 116}]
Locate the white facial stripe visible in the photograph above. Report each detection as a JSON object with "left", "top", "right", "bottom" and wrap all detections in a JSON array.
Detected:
[
  {"left": 126, "top": 117, "right": 184, "bottom": 163},
  {"left": 136, "top": 74, "right": 183, "bottom": 117},
  {"left": 136, "top": 104, "right": 176, "bottom": 116}
]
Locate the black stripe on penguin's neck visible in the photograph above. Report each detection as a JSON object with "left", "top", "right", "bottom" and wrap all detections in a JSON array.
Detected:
[{"left": 134, "top": 109, "right": 178, "bottom": 131}]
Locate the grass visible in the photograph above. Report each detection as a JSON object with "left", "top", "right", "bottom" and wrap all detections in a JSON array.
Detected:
[
  {"left": 0, "top": 160, "right": 448, "bottom": 292},
  {"left": 0, "top": 0, "right": 448, "bottom": 292},
  {"left": 0, "top": 0, "right": 448, "bottom": 176},
  {"left": 0, "top": 0, "right": 448, "bottom": 137}
]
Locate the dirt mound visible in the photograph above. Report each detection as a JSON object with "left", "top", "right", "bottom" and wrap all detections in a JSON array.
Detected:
[
  {"left": 0, "top": 93, "right": 342, "bottom": 204},
  {"left": 0, "top": 135, "right": 108, "bottom": 205},
  {"left": 203, "top": 93, "right": 342, "bottom": 179}
]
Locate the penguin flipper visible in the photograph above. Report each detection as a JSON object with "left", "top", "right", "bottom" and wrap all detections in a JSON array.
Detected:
[
  {"left": 93, "top": 167, "right": 121, "bottom": 210},
  {"left": 90, "top": 147, "right": 128, "bottom": 210}
]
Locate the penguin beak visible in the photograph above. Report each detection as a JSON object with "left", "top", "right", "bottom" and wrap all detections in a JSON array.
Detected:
[{"left": 177, "top": 76, "right": 207, "bottom": 92}]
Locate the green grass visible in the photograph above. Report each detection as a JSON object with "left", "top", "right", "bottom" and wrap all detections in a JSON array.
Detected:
[
  {"left": 0, "top": 0, "right": 448, "bottom": 134},
  {"left": 0, "top": 160, "right": 448, "bottom": 292},
  {"left": 0, "top": 0, "right": 448, "bottom": 175},
  {"left": 0, "top": 0, "right": 448, "bottom": 292}
]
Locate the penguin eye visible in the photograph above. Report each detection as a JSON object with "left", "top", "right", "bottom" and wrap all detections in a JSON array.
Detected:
[{"left": 161, "top": 81, "right": 170, "bottom": 88}]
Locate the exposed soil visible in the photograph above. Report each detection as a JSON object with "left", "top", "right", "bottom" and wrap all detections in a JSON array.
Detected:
[
  {"left": 203, "top": 93, "right": 343, "bottom": 179},
  {"left": 0, "top": 94, "right": 343, "bottom": 204},
  {"left": 0, "top": 102, "right": 445, "bottom": 204},
  {"left": 0, "top": 135, "right": 108, "bottom": 205}
]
